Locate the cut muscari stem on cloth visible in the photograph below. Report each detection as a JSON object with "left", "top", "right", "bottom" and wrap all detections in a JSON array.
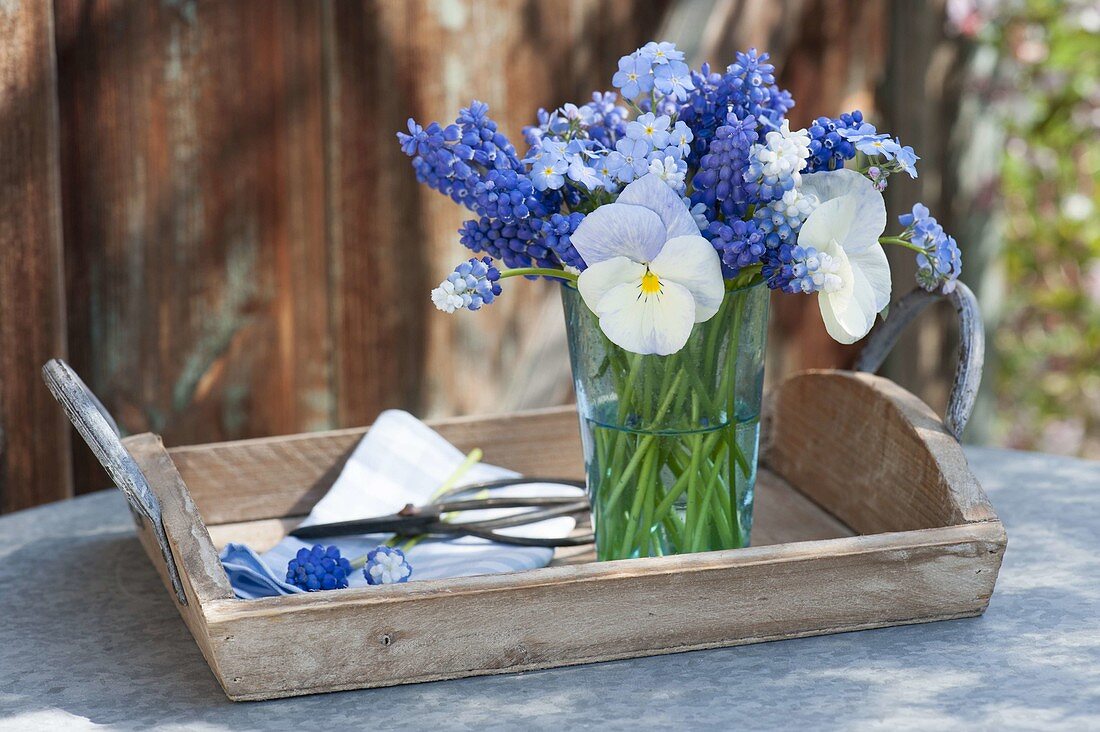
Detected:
[
  {"left": 369, "top": 447, "right": 484, "bottom": 555},
  {"left": 282, "top": 448, "right": 487, "bottom": 591}
]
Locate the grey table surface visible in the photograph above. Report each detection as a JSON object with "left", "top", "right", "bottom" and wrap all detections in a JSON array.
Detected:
[{"left": 1, "top": 446, "right": 1098, "bottom": 731}]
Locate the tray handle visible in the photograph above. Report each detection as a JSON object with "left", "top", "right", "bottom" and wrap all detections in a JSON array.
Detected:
[
  {"left": 854, "top": 282, "right": 984, "bottom": 440},
  {"left": 42, "top": 359, "right": 188, "bottom": 605}
]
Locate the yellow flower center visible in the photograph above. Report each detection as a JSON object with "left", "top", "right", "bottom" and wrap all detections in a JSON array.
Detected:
[{"left": 640, "top": 270, "right": 662, "bottom": 296}]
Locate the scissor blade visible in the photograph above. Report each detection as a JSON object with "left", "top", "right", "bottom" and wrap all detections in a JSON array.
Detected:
[{"left": 289, "top": 513, "right": 435, "bottom": 539}]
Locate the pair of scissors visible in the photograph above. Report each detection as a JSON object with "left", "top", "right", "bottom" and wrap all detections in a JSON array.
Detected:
[{"left": 289, "top": 478, "right": 593, "bottom": 548}]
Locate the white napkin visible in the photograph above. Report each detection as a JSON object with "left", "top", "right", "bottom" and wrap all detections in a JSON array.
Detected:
[{"left": 220, "top": 410, "right": 584, "bottom": 598}]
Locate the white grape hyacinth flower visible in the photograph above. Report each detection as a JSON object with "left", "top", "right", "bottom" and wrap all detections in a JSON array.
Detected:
[
  {"left": 797, "top": 168, "right": 892, "bottom": 344},
  {"left": 430, "top": 279, "right": 465, "bottom": 313},
  {"left": 571, "top": 173, "right": 724, "bottom": 356}
]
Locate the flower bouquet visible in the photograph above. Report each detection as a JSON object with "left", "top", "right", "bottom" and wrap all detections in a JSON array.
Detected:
[{"left": 399, "top": 41, "right": 962, "bottom": 561}]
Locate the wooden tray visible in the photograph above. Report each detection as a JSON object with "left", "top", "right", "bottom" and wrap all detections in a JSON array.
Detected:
[{"left": 43, "top": 356, "right": 1005, "bottom": 701}]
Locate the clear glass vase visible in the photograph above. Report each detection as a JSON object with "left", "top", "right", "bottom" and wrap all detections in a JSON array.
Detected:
[{"left": 561, "top": 281, "right": 769, "bottom": 560}]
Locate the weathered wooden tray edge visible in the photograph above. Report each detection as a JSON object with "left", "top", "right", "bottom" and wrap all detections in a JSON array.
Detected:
[{"left": 121, "top": 370, "right": 1006, "bottom": 701}]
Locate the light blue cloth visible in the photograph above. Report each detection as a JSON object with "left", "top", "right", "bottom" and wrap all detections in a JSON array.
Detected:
[{"left": 219, "top": 409, "right": 583, "bottom": 599}]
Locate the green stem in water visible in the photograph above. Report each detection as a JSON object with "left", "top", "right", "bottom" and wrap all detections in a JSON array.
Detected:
[
  {"left": 601, "top": 370, "right": 685, "bottom": 511},
  {"left": 620, "top": 446, "right": 657, "bottom": 558}
]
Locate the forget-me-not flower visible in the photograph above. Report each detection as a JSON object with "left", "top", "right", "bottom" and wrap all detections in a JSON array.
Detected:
[
  {"left": 531, "top": 153, "right": 568, "bottom": 191},
  {"left": 612, "top": 54, "right": 654, "bottom": 100},
  {"left": 653, "top": 60, "right": 695, "bottom": 101},
  {"left": 641, "top": 41, "right": 684, "bottom": 64},
  {"left": 566, "top": 154, "right": 603, "bottom": 190},
  {"left": 607, "top": 138, "right": 652, "bottom": 183},
  {"left": 627, "top": 113, "right": 671, "bottom": 149},
  {"left": 669, "top": 120, "right": 694, "bottom": 156},
  {"left": 894, "top": 144, "right": 920, "bottom": 177}
]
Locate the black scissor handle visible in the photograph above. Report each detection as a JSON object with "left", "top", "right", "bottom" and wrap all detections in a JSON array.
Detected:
[{"left": 289, "top": 477, "right": 592, "bottom": 545}]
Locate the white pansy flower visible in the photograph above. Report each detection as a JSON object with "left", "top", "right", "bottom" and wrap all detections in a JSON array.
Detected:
[
  {"left": 797, "top": 168, "right": 892, "bottom": 344},
  {"left": 571, "top": 174, "right": 724, "bottom": 356}
]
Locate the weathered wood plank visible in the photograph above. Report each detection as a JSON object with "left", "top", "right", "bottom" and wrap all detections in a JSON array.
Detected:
[
  {"left": 0, "top": 0, "right": 74, "bottom": 511},
  {"left": 169, "top": 405, "right": 585, "bottom": 525},
  {"left": 201, "top": 466, "right": 855, "bottom": 555},
  {"left": 126, "top": 432, "right": 234, "bottom": 604},
  {"left": 124, "top": 431, "right": 233, "bottom": 689},
  {"left": 763, "top": 370, "right": 996, "bottom": 534},
  {"left": 201, "top": 521, "right": 1004, "bottom": 700},
  {"left": 121, "top": 371, "right": 1004, "bottom": 701},
  {"left": 54, "top": 0, "right": 332, "bottom": 495},
  {"left": 322, "top": 1, "right": 429, "bottom": 428}
]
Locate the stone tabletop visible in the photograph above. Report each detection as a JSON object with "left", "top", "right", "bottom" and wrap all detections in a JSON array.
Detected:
[{"left": 1, "top": 446, "right": 1097, "bottom": 731}]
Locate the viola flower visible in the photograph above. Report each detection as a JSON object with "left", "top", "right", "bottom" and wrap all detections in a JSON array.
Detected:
[
  {"left": 795, "top": 168, "right": 892, "bottom": 344},
  {"left": 363, "top": 546, "right": 412, "bottom": 585},
  {"left": 572, "top": 174, "right": 724, "bottom": 355}
]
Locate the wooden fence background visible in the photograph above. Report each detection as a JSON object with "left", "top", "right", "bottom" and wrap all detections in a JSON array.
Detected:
[{"left": 0, "top": 0, "right": 972, "bottom": 512}]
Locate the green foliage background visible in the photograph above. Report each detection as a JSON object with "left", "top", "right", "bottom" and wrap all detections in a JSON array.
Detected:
[{"left": 984, "top": 0, "right": 1100, "bottom": 456}]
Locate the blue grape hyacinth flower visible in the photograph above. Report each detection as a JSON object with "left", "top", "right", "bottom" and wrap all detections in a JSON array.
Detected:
[
  {"left": 286, "top": 545, "right": 353, "bottom": 592},
  {"left": 363, "top": 546, "right": 413, "bottom": 585},
  {"left": 431, "top": 256, "right": 502, "bottom": 313}
]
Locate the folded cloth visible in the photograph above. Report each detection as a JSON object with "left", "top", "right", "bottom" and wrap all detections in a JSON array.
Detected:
[{"left": 219, "top": 409, "right": 584, "bottom": 599}]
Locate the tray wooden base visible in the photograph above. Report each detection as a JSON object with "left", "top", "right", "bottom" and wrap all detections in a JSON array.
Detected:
[{"left": 121, "top": 371, "right": 1006, "bottom": 701}]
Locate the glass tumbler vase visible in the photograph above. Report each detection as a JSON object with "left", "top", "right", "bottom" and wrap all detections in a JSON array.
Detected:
[{"left": 561, "top": 281, "right": 769, "bottom": 560}]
